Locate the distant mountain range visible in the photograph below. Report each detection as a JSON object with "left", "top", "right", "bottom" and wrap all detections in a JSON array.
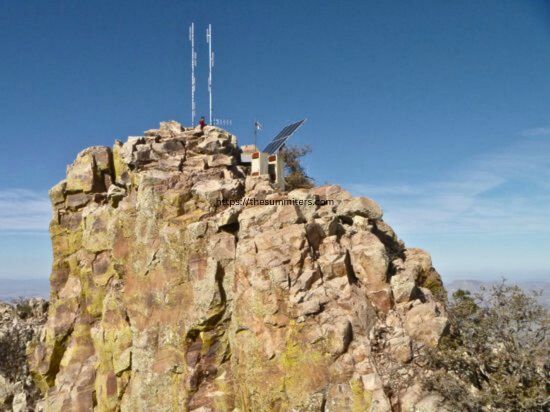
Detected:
[
  {"left": 0, "top": 278, "right": 49, "bottom": 302},
  {"left": 446, "top": 279, "right": 550, "bottom": 307}
]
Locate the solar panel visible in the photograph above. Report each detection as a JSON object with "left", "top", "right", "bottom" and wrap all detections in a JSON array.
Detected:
[{"left": 263, "top": 119, "right": 306, "bottom": 154}]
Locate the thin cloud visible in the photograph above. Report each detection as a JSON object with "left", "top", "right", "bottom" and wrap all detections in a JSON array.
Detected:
[
  {"left": 521, "top": 127, "right": 550, "bottom": 137},
  {"left": 0, "top": 189, "right": 51, "bottom": 232},
  {"left": 349, "top": 139, "right": 550, "bottom": 236}
]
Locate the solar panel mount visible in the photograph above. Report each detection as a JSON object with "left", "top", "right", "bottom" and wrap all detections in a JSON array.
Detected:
[{"left": 263, "top": 119, "right": 306, "bottom": 154}]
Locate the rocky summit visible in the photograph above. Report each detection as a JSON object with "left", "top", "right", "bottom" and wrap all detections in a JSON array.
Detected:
[{"left": 30, "top": 121, "right": 449, "bottom": 411}]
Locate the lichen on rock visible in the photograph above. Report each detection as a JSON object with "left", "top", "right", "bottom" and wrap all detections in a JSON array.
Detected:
[{"left": 30, "top": 121, "right": 449, "bottom": 411}]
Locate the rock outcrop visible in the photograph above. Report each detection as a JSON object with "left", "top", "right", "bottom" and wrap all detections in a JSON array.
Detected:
[
  {"left": 0, "top": 298, "right": 48, "bottom": 411},
  {"left": 30, "top": 121, "right": 449, "bottom": 411}
]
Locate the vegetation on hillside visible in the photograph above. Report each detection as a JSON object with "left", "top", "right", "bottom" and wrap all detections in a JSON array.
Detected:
[
  {"left": 424, "top": 281, "right": 549, "bottom": 411},
  {"left": 281, "top": 144, "right": 314, "bottom": 190},
  {"left": 0, "top": 298, "right": 34, "bottom": 381},
  {"left": 0, "top": 298, "right": 48, "bottom": 410}
]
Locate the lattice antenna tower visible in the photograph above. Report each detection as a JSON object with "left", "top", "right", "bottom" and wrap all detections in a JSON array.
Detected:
[
  {"left": 206, "top": 24, "right": 214, "bottom": 125},
  {"left": 189, "top": 23, "right": 197, "bottom": 125}
]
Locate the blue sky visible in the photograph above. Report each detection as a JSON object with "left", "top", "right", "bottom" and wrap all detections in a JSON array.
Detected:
[{"left": 0, "top": 0, "right": 549, "bottom": 281}]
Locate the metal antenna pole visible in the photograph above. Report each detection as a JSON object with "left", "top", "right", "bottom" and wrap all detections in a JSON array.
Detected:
[
  {"left": 254, "top": 120, "right": 257, "bottom": 150},
  {"left": 206, "top": 24, "right": 214, "bottom": 125},
  {"left": 254, "top": 120, "right": 262, "bottom": 150},
  {"left": 189, "top": 23, "right": 197, "bottom": 126}
]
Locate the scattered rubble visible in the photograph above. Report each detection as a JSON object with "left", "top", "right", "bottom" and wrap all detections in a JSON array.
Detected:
[{"left": 0, "top": 298, "right": 48, "bottom": 411}]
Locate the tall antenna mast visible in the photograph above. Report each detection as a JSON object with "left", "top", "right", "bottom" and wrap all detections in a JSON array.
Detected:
[
  {"left": 206, "top": 24, "right": 214, "bottom": 125},
  {"left": 189, "top": 23, "right": 197, "bottom": 126}
]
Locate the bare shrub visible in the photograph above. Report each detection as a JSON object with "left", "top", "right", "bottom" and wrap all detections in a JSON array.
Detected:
[
  {"left": 280, "top": 145, "right": 314, "bottom": 190},
  {"left": 424, "top": 282, "right": 549, "bottom": 411}
]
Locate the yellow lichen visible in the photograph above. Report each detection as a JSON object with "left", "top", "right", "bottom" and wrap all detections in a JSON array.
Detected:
[
  {"left": 350, "top": 378, "right": 373, "bottom": 412},
  {"left": 279, "top": 321, "right": 329, "bottom": 408}
]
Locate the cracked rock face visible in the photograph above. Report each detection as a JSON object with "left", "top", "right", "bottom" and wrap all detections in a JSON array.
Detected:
[{"left": 31, "top": 121, "right": 449, "bottom": 411}]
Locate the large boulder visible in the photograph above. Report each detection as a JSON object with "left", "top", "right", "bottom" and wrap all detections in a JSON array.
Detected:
[
  {"left": 65, "top": 147, "right": 113, "bottom": 194},
  {"left": 65, "top": 151, "right": 97, "bottom": 193},
  {"left": 337, "top": 197, "right": 383, "bottom": 220},
  {"left": 404, "top": 301, "right": 449, "bottom": 347}
]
